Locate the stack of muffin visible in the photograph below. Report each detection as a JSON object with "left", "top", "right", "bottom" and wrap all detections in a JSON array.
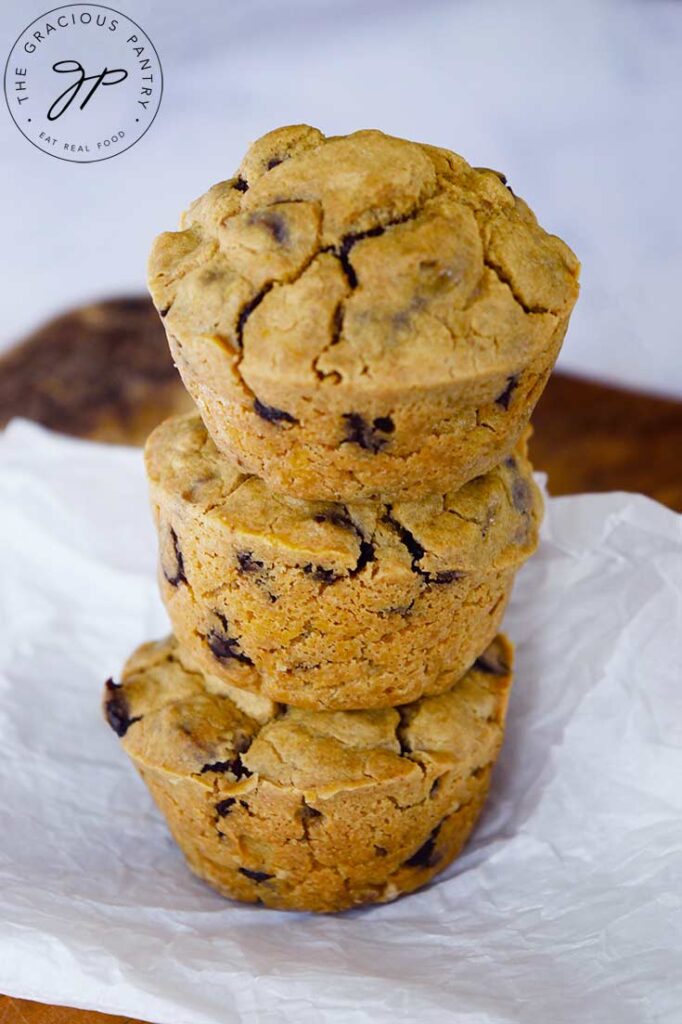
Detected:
[{"left": 104, "top": 125, "right": 579, "bottom": 913}]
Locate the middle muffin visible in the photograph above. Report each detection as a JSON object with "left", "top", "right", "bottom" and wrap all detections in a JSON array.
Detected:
[{"left": 146, "top": 413, "right": 541, "bottom": 709}]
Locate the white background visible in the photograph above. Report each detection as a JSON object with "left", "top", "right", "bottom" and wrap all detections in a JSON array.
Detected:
[{"left": 2, "top": 0, "right": 681, "bottom": 396}]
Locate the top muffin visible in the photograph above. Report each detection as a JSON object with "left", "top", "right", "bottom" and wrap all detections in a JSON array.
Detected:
[{"left": 149, "top": 125, "right": 579, "bottom": 501}]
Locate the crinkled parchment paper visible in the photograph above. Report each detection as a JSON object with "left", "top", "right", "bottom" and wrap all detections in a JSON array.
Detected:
[{"left": 0, "top": 420, "right": 680, "bottom": 1024}]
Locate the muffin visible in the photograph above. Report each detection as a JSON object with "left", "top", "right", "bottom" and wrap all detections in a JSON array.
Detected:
[
  {"left": 148, "top": 124, "right": 579, "bottom": 501},
  {"left": 146, "top": 413, "right": 540, "bottom": 709},
  {"left": 104, "top": 632, "right": 513, "bottom": 913}
]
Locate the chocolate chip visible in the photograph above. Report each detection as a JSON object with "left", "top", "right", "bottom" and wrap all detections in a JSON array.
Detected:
[
  {"left": 103, "top": 679, "right": 141, "bottom": 738},
  {"left": 343, "top": 513, "right": 373, "bottom": 572},
  {"left": 474, "top": 648, "right": 510, "bottom": 676},
  {"left": 236, "top": 284, "right": 273, "bottom": 348},
  {"left": 163, "top": 527, "right": 187, "bottom": 587},
  {"left": 392, "top": 308, "right": 411, "bottom": 331},
  {"left": 342, "top": 412, "right": 391, "bottom": 453},
  {"left": 233, "top": 177, "right": 249, "bottom": 192},
  {"left": 404, "top": 826, "right": 441, "bottom": 869},
  {"left": 233, "top": 732, "right": 253, "bottom": 755},
  {"left": 159, "top": 306, "right": 170, "bottom": 318},
  {"left": 427, "top": 569, "right": 464, "bottom": 585},
  {"left": 303, "top": 563, "right": 340, "bottom": 585},
  {"left": 253, "top": 397, "right": 297, "bottom": 425},
  {"left": 352, "top": 539, "right": 376, "bottom": 575},
  {"left": 237, "top": 551, "right": 264, "bottom": 573},
  {"left": 206, "top": 610, "right": 251, "bottom": 667},
  {"left": 248, "top": 210, "right": 289, "bottom": 245},
  {"left": 207, "top": 621, "right": 254, "bottom": 666},
  {"left": 238, "top": 867, "right": 274, "bottom": 883},
  {"left": 200, "top": 267, "right": 225, "bottom": 286},
  {"left": 511, "top": 476, "right": 532, "bottom": 514},
  {"left": 373, "top": 415, "right": 395, "bottom": 434},
  {"left": 200, "top": 757, "right": 252, "bottom": 779},
  {"left": 495, "top": 375, "right": 518, "bottom": 410},
  {"left": 312, "top": 509, "right": 354, "bottom": 530},
  {"left": 266, "top": 156, "right": 283, "bottom": 170},
  {"left": 215, "top": 798, "right": 236, "bottom": 817}
]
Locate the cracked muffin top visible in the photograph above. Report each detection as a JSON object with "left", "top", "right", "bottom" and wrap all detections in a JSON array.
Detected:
[
  {"left": 146, "top": 413, "right": 542, "bottom": 580},
  {"left": 106, "top": 633, "right": 512, "bottom": 794},
  {"left": 148, "top": 124, "right": 579, "bottom": 393}
]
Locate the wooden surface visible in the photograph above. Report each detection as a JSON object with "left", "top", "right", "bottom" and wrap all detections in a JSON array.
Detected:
[
  {"left": 0, "top": 999, "right": 134, "bottom": 1024},
  {"left": 2, "top": 295, "right": 680, "bottom": 510},
  {"left": 531, "top": 370, "right": 682, "bottom": 512},
  {"left": 0, "top": 297, "right": 193, "bottom": 445},
  {"left": 0, "top": 297, "right": 681, "bottom": 1024}
]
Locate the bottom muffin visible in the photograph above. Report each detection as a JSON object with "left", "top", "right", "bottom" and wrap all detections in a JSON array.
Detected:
[{"left": 104, "top": 633, "right": 513, "bottom": 913}]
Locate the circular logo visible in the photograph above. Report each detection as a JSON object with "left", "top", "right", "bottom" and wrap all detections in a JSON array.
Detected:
[{"left": 3, "top": 4, "right": 162, "bottom": 163}]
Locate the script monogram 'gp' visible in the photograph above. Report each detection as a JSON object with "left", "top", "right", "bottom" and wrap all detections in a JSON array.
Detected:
[{"left": 47, "top": 60, "right": 128, "bottom": 120}]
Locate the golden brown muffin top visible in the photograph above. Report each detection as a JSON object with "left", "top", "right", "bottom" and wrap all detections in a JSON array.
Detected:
[
  {"left": 148, "top": 125, "right": 579, "bottom": 391},
  {"left": 146, "top": 413, "right": 543, "bottom": 580},
  {"left": 106, "top": 633, "right": 512, "bottom": 797}
]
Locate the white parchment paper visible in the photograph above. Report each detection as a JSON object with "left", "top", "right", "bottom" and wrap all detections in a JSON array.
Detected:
[{"left": 0, "top": 419, "right": 680, "bottom": 1024}]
